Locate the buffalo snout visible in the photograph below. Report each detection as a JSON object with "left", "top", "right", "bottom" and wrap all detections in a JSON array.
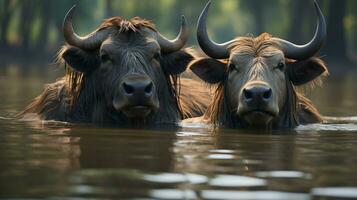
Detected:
[
  {"left": 242, "top": 84, "right": 273, "bottom": 107},
  {"left": 237, "top": 82, "right": 279, "bottom": 126},
  {"left": 122, "top": 76, "right": 154, "bottom": 98},
  {"left": 113, "top": 74, "right": 159, "bottom": 118}
]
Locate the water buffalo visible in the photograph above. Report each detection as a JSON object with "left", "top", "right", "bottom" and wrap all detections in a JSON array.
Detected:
[
  {"left": 21, "top": 6, "right": 210, "bottom": 125},
  {"left": 186, "top": 1, "right": 328, "bottom": 129}
]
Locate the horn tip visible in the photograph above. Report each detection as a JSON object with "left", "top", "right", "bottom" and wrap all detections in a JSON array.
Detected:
[
  {"left": 65, "top": 5, "right": 78, "bottom": 20},
  {"left": 204, "top": 1, "right": 212, "bottom": 9},
  {"left": 313, "top": 0, "right": 322, "bottom": 12},
  {"left": 180, "top": 15, "right": 187, "bottom": 26},
  {"left": 69, "top": 4, "right": 78, "bottom": 13},
  {"left": 312, "top": 0, "right": 326, "bottom": 27},
  {"left": 199, "top": 0, "right": 211, "bottom": 23}
]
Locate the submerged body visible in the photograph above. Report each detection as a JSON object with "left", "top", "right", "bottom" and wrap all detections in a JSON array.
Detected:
[
  {"left": 21, "top": 6, "right": 210, "bottom": 125},
  {"left": 185, "top": 1, "right": 328, "bottom": 129}
]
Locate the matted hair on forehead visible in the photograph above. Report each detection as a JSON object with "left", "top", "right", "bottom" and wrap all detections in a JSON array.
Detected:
[
  {"left": 98, "top": 16, "right": 156, "bottom": 33},
  {"left": 228, "top": 33, "right": 282, "bottom": 58}
]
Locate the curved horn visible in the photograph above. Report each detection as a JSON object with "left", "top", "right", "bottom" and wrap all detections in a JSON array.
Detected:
[
  {"left": 197, "top": 1, "right": 232, "bottom": 59},
  {"left": 63, "top": 5, "right": 111, "bottom": 50},
  {"left": 157, "top": 15, "right": 189, "bottom": 53},
  {"left": 273, "top": 1, "right": 326, "bottom": 60}
]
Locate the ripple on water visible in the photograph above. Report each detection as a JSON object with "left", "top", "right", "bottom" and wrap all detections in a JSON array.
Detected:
[
  {"left": 143, "top": 173, "right": 208, "bottom": 184},
  {"left": 255, "top": 171, "right": 312, "bottom": 179},
  {"left": 324, "top": 116, "right": 357, "bottom": 123},
  {"left": 150, "top": 189, "right": 310, "bottom": 200},
  {"left": 0, "top": 116, "right": 12, "bottom": 120},
  {"left": 68, "top": 185, "right": 118, "bottom": 196},
  {"left": 209, "top": 175, "right": 266, "bottom": 187},
  {"left": 200, "top": 190, "right": 309, "bottom": 200},
  {"left": 208, "top": 154, "right": 235, "bottom": 159},
  {"left": 311, "top": 187, "right": 357, "bottom": 199},
  {"left": 150, "top": 189, "right": 198, "bottom": 199},
  {"left": 176, "top": 131, "right": 208, "bottom": 137},
  {"left": 209, "top": 149, "right": 235, "bottom": 154},
  {"left": 296, "top": 123, "right": 357, "bottom": 132},
  {"left": 179, "top": 122, "right": 211, "bottom": 129}
]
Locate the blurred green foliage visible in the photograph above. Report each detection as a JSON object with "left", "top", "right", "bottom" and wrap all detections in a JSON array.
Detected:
[{"left": 0, "top": 0, "right": 356, "bottom": 63}]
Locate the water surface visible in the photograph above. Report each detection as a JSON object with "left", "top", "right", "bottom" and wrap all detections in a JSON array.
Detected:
[{"left": 1, "top": 65, "right": 357, "bottom": 199}]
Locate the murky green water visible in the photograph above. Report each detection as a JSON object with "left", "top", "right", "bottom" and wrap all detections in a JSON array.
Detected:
[{"left": 1, "top": 65, "right": 357, "bottom": 199}]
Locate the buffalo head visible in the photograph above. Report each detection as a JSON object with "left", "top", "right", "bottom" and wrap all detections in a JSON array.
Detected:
[
  {"left": 190, "top": 1, "right": 327, "bottom": 127},
  {"left": 60, "top": 6, "right": 193, "bottom": 122}
]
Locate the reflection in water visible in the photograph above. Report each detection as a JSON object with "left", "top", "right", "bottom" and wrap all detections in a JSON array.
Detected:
[{"left": 1, "top": 65, "right": 357, "bottom": 198}]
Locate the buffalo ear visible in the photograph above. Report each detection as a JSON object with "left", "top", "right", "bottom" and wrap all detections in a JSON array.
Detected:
[
  {"left": 287, "top": 58, "right": 327, "bottom": 86},
  {"left": 161, "top": 50, "right": 194, "bottom": 75},
  {"left": 61, "top": 46, "right": 99, "bottom": 73},
  {"left": 190, "top": 58, "right": 226, "bottom": 84}
]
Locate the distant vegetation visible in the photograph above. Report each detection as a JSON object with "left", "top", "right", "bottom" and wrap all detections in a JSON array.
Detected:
[{"left": 0, "top": 0, "right": 356, "bottom": 64}]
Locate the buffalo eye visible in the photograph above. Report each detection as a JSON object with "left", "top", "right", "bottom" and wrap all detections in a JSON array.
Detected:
[
  {"left": 153, "top": 52, "right": 161, "bottom": 61},
  {"left": 276, "top": 62, "right": 285, "bottom": 71},
  {"left": 228, "top": 63, "right": 237, "bottom": 72},
  {"left": 100, "top": 54, "right": 110, "bottom": 63}
]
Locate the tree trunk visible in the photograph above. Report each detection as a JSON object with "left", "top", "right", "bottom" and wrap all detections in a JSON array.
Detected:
[
  {"left": 36, "top": 1, "right": 51, "bottom": 51},
  {"left": 324, "top": 0, "right": 347, "bottom": 61},
  {"left": 241, "top": 0, "right": 264, "bottom": 35},
  {"left": 105, "top": 0, "right": 114, "bottom": 17},
  {"left": 252, "top": 1, "right": 264, "bottom": 35},
  {"left": 0, "top": 0, "right": 11, "bottom": 48},
  {"left": 288, "top": 0, "right": 311, "bottom": 43},
  {"left": 20, "top": 0, "right": 35, "bottom": 53}
]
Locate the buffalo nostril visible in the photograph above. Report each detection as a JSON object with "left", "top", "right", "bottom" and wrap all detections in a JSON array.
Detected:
[
  {"left": 144, "top": 82, "right": 153, "bottom": 95},
  {"left": 243, "top": 88, "right": 253, "bottom": 100},
  {"left": 123, "top": 82, "right": 134, "bottom": 95},
  {"left": 263, "top": 88, "right": 272, "bottom": 100}
]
